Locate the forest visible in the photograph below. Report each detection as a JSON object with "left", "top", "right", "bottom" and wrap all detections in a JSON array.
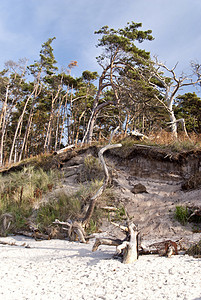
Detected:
[{"left": 0, "top": 21, "right": 201, "bottom": 167}]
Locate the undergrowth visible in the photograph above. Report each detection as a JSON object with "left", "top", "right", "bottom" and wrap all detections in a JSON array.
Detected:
[
  {"left": 0, "top": 168, "right": 114, "bottom": 236},
  {"left": 37, "top": 180, "right": 115, "bottom": 234},
  {"left": 175, "top": 205, "right": 201, "bottom": 229},
  {"left": 187, "top": 240, "right": 201, "bottom": 257},
  {"left": 0, "top": 166, "right": 60, "bottom": 234},
  {"left": 175, "top": 206, "right": 188, "bottom": 225}
]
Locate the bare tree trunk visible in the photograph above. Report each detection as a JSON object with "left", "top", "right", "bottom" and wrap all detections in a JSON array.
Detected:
[
  {"left": 0, "top": 83, "right": 10, "bottom": 166},
  {"left": 18, "top": 107, "right": 34, "bottom": 161},
  {"left": 8, "top": 82, "right": 40, "bottom": 164},
  {"left": 149, "top": 58, "right": 201, "bottom": 139},
  {"left": 124, "top": 113, "right": 130, "bottom": 136},
  {"left": 59, "top": 92, "right": 69, "bottom": 147},
  {"left": 169, "top": 109, "right": 178, "bottom": 140},
  {"left": 54, "top": 96, "right": 65, "bottom": 152},
  {"left": 44, "top": 86, "right": 61, "bottom": 152},
  {"left": 82, "top": 101, "right": 114, "bottom": 145},
  {"left": 74, "top": 110, "right": 85, "bottom": 145}
]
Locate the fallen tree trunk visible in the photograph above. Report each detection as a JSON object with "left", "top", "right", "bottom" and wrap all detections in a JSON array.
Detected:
[
  {"left": 92, "top": 238, "right": 122, "bottom": 252},
  {"left": 92, "top": 221, "right": 139, "bottom": 264},
  {"left": 53, "top": 127, "right": 122, "bottom": 242},
  {"left": 92, "top": 220, "right": 182, "bottom": 263}
]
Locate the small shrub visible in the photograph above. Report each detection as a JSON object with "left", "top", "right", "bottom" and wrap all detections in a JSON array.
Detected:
[
  {"left": 175, "top": 206, "right": 188, "bottom": 225},
  {"left": 111, "top": 206, "right": 126, "bottom": 222},
  {"left": 187, "top": 240, "right": 201, "bottom": 257},
  {"left": 181, "top": 172, "right": 201, "bottom": 191},
  {"left": 77, "top": 155, "right": 104, "bottom": 182},
  {"left": 86, "top": 219, "right": 98, "bottom": 234},
  {"left": 170, "top": 140, "right": 199, "bottom": 152}
]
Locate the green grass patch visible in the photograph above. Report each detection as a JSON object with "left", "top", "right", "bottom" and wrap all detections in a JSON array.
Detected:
[
  {"left": 175, "top": 206, "right": 188, "bottom": 225},
  {"left": 0, "top": 166, "right": 60, "bottom": 234}
]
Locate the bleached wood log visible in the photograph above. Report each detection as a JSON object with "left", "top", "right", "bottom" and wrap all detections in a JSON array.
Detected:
[
  {"left": 53, "top": 219, "right": 72, "bottom": 227},
  {"left": 55, "top": 144, "right": 75, "bottom": 154},
  {"left": 116, "top": 241, "right": 129, "bottom": 253},
  {"left": 110, "top": 221, "right": 128, "bottom": 232},
  {"left": 53, "top": 219, "right": 86, "bottom": 243},
  {"left": 92, "top": 221, "right": 139, "bottom": 264},
  {"left": 92, "top": 237, "right": 122, "bottom": 252},
  {"left": 101, "top": 206, "right": 118, "bottom": 211},
  {"left": 130, "top": 130, "right": 149, "bottom": 139},
  {"left": 122, "top": 223, "right": 139, "bottom": 264},
  {"left": 0, "top": 240, "right": 30, "bottom": 248}
]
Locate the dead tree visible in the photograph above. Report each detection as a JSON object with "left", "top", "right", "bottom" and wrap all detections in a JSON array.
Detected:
[
  {"left": 53, "top": 127, "right": 122, "bottom": 242},
  {"left": 92, "top": 220, "right": 139, "bottom": 264},
  {"left": 148, "top": 58, "right": 201, "bottom": 139},
  {"left": 92, "top": 220, "right": 181, "bottom": 263}
]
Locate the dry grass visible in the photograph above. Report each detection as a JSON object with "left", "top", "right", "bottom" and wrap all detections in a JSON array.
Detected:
[
  {"left": 149, "top": 130, "right": 201, "bottom": 149},
  {"left": 119, "top": 130, "right": 201, "bottom": 152}
]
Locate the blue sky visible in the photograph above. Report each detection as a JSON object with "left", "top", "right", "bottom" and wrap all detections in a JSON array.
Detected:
[{"left": 0, "top": 0, "right": 200, "bottom": 91}]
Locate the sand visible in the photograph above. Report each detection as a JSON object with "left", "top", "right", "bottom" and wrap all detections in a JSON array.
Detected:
[{"left": 0, "top": 235, "right": 201, "bottom": 300}]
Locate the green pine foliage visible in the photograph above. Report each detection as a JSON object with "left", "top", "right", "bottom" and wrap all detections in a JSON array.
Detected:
[{"left": 175, "top": 93, "right": 201, "bottom": 133}]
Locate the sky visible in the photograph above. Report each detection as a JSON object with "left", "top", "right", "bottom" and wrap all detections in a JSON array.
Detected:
[{"left": 0, "top": 0, "right": 200, "bottom": 94}]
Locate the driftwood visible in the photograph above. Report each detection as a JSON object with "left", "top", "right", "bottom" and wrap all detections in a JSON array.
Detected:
[
  {"left": 0, "top": 213, "right": 14, "bottom": 235},
  {"left": 0, "top": 240, "right": 30, "bottom": 248},
  {"left": 92, "top": 238, "right": 122, "bottom": 251},
  {"left": 53, "top": 219, "right": 86, "bottom": 243},
  {"left": 16, "top": 230, "right": 50, "bottom": 241},
  {"left": 53, "top": 127, "right": 122, "bottom": 243},
  {"left": 187, "top": 206, "right": 201, "bottom": 222},
  {"left": 15, "top": 220, "right": 50, "bottom": 240},
  {"left": 144, "top": 240, "right": 178, "bottom": 257},
  {"left": 92, "top": 219, "right": 181, "bottom": 263},
  {"left": 92, "top": 220, "right": 139, "bottom": 264},
  {"left": 130, "top": 130, "right": 149, "bottom": 140},
  {"left": 117, "top": 222, "right": 139, "bottom": 264},
  {"left": 55, "top": 144, "right": 75, "bottom": 154}
]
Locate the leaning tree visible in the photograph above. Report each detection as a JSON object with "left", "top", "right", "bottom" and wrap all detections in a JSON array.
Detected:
[{"left": 81, "top": 22, "right": 154, "bottom": 144}]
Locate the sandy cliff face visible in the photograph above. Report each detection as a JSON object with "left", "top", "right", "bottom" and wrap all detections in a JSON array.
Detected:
[
  {"left": 57, "top": 144, "right": 201, "bottom": 244},
  {"left": 107, "top": 144, "right": 201, "bottom": 181}
]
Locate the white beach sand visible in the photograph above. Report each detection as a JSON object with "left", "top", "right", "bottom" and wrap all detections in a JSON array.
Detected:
[{"left": 0, "top": 236, "right": 201, "bottom": 300}]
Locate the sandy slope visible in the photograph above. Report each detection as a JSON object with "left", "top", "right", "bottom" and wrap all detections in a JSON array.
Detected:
[
  {"left": 98, "top": 166, "right": 201, "bottom": 244},
  {"left": 1, "top": 151, "right": 201, "bottom": 299},
  {"left": 0, "top": 236, "right": 201, "bottom": 300}
]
